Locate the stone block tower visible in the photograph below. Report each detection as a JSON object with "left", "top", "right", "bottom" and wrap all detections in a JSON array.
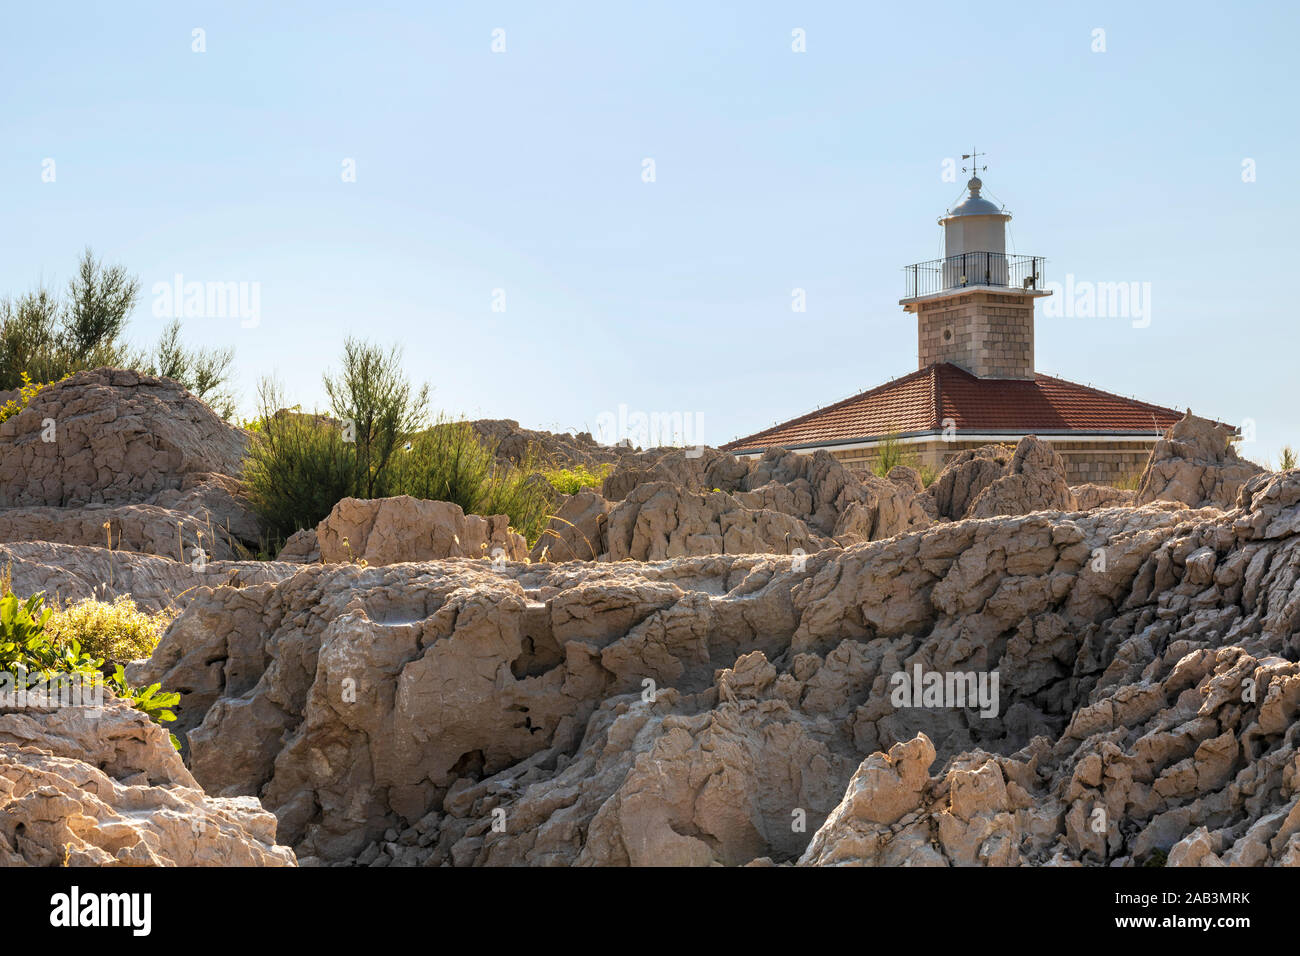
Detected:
[{"left": 900, "top": 168, "right": 1049, "bottom": 380}]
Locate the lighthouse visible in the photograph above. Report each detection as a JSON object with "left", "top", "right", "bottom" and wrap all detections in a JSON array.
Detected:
[
  {"left": 724, "top": 155, "right": 1218, "bottom": 486},
  {"left": 900, "top": 166, "right": 1049, "bottom": 381}
]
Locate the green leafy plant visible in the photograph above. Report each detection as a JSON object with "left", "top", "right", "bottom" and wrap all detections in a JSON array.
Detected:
[
  {"left": 0, "top": 591, "right": 181, "bottom": 749},
  {"left": 1280, "top": 446, "right": 1297, "bottom": 471},
  {"left": 0, "top": 591, "right": 57, "bottom": 672},
  {"left": 108, "top": 665, "right": 181, "bottom": 750}
]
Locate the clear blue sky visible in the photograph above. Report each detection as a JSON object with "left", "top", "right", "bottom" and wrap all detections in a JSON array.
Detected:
[{"left": 3, "top": 0, "right": 1296, "bottom": 463}]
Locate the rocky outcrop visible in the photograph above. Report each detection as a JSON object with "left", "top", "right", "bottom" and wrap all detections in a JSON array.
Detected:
[
  {"left": 0, "top": 369, "right": 247, "bottom": 508},
  {"left": 471, "top": 419, "right": 639, "bottom": 470},
  {"left": 530, "top": 490, "right": 610, "bottom": 562},
  {"left": 316, "top": 496, "right": 528, "bottom": 565},
  {"left": 968, "top": 436, "right": 1077, "bottom": 518},
  {"left": 0, "top": 699, "right": 295, "bottom": 866},
  {"left": 134, "top": 471, "right": 1300, "bottom": 865},
  {"left": 602, "top": 482, "right": 833, "bottom": 561},
  {"left": 1072, "top": 483, "right": 1136, "bottom": 511},
  {"left": 1136, "top": 411, "right": 1263, "bottom": 510},
  {"left": 601, "top": 447, "right": 749, "bottom": 502},
  {"left": 742, "top": 449, "right": 930, "bottom": 540},
  {"left": 916, "top": 437, "right": 1076, "bottom": 521},
  {"left": 0, "top": 541, "right": 300, "bottom": 612},
  {"left": 0, "top": 370, "right": 265, "bottom": 563},
  {"left": 920, "top": 445, "right": 1013, "bottom": 520},
  {"left": 0, "top": 502, "right": 245, "bottom": 561},
  {"left": 532, "top": 446, "right": 932, "bottom": 564},
  {"left": 277, "top": 528, "right": 321, "bottom": 563},
  {"left": 11, "top": 370, "right": 1297, "bottom": 868},
  {"left": 886, "top": 465, "right": 925, "bottom": 495},
  {"left": 149, "top": 472, "right": 263, "bottom": 547},
  {"left": 802, "top": 622, "right": 1300, "bottom": 866}
]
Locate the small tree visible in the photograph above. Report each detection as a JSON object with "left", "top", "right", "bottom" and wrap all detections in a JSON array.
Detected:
[
  {"left": 323, "top": 338, "right": 429, "bottom": 498},
  {"left": 62, "top": 247, "right": 139, "bottom": 360},
  {"left": 0, "top": 288, "right": 61, "bottom": 388},
  {"left": 0, "top": 249, "right": 237, "bottom": 418},
  {"left": 872, "top": 433, "right": 912, "bottom": 477},
  {"left": 394, "top": 417, "right": 495, "bottom": 508},
  {"left": 146, "top": 319, "right": 237, "bottom": 418},
  {"left": 393, "top": 417, "right": 554, "bottom": 544},
  {"left": 241, "top": 379, "right": 356, "bottom": 540},
  {"left": 1281, "top": 446, "right": 1297, "bottom": 471}
]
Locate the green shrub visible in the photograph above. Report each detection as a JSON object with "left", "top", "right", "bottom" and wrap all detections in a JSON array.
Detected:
[
  {"left": 476, "top": 462, "right": 553, "bottom": 546},
  {"left": 0, "top": 372, "right": 63, "bottom": 425},
  {"left": 243, "top": 339, "right": 597, "bottom": 549},
  {"left": 871, "top": 434, "right": 906, "bottom": 477},
  {"left": 871, "top": 432, "right": 933, "bottom": 481},
  {"left": 245, "top": 339, "right": 432, "bottom": 540},
  {"left": 1280, "top": 446, "right": 1297, "bottom": 471},
  {"left": 245, "top": 389, "right": 556, "bottom": 546},
  {"left": 543, "top": 463, "right": 613, "bottom": 496},
  {"left": 0, "top": 248, "right": 138, "bottom": 391},
  {"left": 394, "top": 418, "right": 553, "bottom": 545},
  {"left": 146, "top": 319, "right": 237, "bottom": 419},
  {"left": 44, "top": 595, "right": 175, "bottom": 666},
  {"left": 0, "top": 591, "right": 179, "bottom": 748},
  {"left": 322, "top": 338, "right": 429, "bottom": 498},
  {"left": 241, "top": 380, "right": 357, "bottom": 541},
  {"left": 394, "top": 418, "right": 494, "bottom": 511}
]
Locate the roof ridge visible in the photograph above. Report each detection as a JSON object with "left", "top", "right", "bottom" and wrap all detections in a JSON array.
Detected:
[{"left": 931, "top": 364, "right": 941, "bottom": 430}]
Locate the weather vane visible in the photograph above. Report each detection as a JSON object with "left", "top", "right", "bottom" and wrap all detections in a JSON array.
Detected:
[{"left": 961, "top": 148, "right": 987, "bottom": 177}]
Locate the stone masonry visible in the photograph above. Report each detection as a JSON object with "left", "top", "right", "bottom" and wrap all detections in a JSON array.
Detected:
[
  {"left": 831, "top": 438, "right": 1154, "bottom": 486},
  {"left": 914, "top": 290, "right": 1035, "bottom": 380}
]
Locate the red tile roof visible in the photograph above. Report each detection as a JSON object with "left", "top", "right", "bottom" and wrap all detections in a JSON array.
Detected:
[{"left": 724, "top": 363, "right": 1189, "bottom": 452}]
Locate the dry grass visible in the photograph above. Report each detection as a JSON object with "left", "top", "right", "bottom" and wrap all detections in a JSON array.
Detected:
[{"left": 1110, "top": 471, "right": 1144, "bottom": 492}]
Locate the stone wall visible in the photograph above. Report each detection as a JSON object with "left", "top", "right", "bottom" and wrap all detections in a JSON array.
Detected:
[
  {"left": 830, "top": 437, "right": 1155, "bottom": 486},
  {"left": 914, "top": 290, "right": 1035, "bottom": 379},
  {"left": 1051, "top": 443, "right": 1152, "bottom": 486}
]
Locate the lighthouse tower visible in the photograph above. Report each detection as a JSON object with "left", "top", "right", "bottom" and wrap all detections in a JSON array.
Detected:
[
  {"left": 900, "top": 162, "right": 1049, "bottom": 380},
  {"left": 726, "top": 156, "right": 1208, "bottom": 489}
]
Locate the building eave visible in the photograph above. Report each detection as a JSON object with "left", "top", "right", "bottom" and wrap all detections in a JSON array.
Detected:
[
  {"left": 899, "top": 285, "right": 1052, "bottom": 308},
  {"left": 728, "top": 428, "right": 1177, "bottom": 458}
]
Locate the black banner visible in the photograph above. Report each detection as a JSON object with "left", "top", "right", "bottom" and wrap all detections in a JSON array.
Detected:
[{"left": 9, "top": 865, "right": 1275, "bottom": 940}]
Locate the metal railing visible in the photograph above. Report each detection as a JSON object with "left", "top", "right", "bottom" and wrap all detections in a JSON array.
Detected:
[{"left": 904, "top": 252, "right": 1045, "bottom": 298}]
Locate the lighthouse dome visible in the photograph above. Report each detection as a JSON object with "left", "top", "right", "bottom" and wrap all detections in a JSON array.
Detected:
[{"left": 941, "top": 177, "right": 1010, "bottom": 221}]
